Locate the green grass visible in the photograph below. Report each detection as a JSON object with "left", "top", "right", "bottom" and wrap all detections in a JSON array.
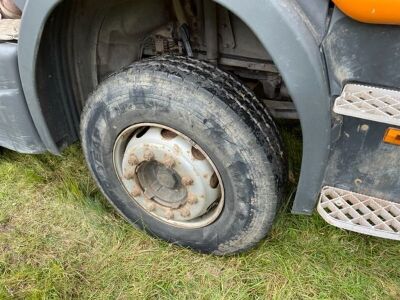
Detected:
[{"left": 0, "top": 123, "right": 399, "bottom": 299}]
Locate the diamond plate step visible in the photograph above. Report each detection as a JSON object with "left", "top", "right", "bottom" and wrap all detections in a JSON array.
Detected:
[
  {"left": 0, "top": 19, "right": 20, "bottom": 40},
  {"left": 334, "top": 84, "right": 400, "bottom": 126},
  {"left": 318, "top": 186, "right": 400, "bottom": 241}
]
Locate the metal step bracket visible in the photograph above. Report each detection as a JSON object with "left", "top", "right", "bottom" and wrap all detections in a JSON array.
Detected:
[
  {"left": 318, "top": 186, "right": 400, "bottom": 241},
  {"left": 334, "top": 84, "right": 400, "bottom": 126}
]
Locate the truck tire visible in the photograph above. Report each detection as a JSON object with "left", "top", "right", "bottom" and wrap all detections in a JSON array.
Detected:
[{"left": 81, "top": 56, "right": 286, "bottom": 255}]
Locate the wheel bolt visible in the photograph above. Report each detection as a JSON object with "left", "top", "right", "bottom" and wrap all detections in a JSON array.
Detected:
[
  {"left": 124, "top": 168, "right": 136, "bottom": 180},
  {"left": 164, "top": 156, "right": 175, "bottom": 168},
  {"left": 143, "top": 150, "right": 155, "bottom": 161},
  {"left": 131, "top": 187, "right": 142, "bottom": 197},
  {"left": 182, "top": 176, "right": 194, "bottom": 186},
  {"left": 146, "top": 202, "right": 156, "bottom": 212},
  {"left": 180, "top": 208, "right": 191, "bottom": 218},
  {"left": 128, "top": 153, "right": 140, "bottom": 166},
  {"left": 165, "top": 209, "right": 174, "bottom": 220},
  {"left": 187, "top": 193, "right": 198, "bottom": 205}
]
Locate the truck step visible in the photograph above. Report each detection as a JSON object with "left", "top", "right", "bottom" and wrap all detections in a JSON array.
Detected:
[
  {"left": 334, "top": 84, "right": 400, "bottom": 126},
  {"left": 0, "top": 19, "right": 20, "bottom": 41},
  {"left": 318, "top": 186, "right": 400, "bottom": 241}
]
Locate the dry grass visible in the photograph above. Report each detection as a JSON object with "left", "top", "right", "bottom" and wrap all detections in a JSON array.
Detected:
[{"left": 0, "top": 123, "right": 399, "bottom": 299}]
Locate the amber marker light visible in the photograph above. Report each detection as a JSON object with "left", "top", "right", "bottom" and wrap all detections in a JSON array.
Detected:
[{"left": 383, "top": 128, "right": 400, "bottom": 145}]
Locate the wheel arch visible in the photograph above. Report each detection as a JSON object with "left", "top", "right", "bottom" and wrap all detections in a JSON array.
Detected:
[
  {"left": 19, "top": 0, "right": 331, "bottom": 214},
  {"left": 214, "top": 0, "right": 332, "bottom": 214}
]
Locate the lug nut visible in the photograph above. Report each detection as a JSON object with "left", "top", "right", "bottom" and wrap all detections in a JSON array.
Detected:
[
  {"left": 143, "top": 150, "right": 155, "bottom": 161},
  {"left": 165, "top": 209, "right": 174, "bottom": 220},
  {"left": 131, "top": 187, "right": 142, "bottom": 197},
  {"left": 187, "top": 193, "right": 198, "bottom": 205},
  {"left": 180, "top": 208, "right": 191, "bottom": 218},
  {"left": 164, "top": 156, "right": 175, "bottom": 168},
  {"left": 128, "top": 153, "right": 139, "bottom": 166},
  {"left": 182, "top": 176, "right": 194, "bottom": 186},
  {"left": 124, "top": 168, "right": 136, "bottom": 180},
  {"left": 146, "top": 202, "right": 156, "bottom": 212}
]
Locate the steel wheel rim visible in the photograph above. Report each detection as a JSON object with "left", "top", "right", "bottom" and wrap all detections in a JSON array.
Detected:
[{"left": 113, "top": 123, "right": 225, "bottom": 229}]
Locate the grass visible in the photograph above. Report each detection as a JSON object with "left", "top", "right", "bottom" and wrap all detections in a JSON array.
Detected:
[{"left": 0, "top": 123, "right": 399, "bottom": 299}]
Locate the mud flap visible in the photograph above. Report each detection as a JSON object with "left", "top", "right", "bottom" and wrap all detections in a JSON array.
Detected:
[{"left": 0, "top": 42, "right": 45, "bottom": 153}]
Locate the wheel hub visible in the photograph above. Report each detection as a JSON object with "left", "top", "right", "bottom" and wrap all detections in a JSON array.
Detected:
[
  {"left": 113, "top": 124, "right": 224, "bottom": 228},
  {"left": 155, "top": 165, "right": 177, "bottom": 189},
  {"left": 137, "top": 160, "right": 187, "bottom": 208}
]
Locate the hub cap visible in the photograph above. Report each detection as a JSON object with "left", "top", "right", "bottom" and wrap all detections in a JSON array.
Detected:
[{"left": 113, "top": 124, "right": 224, "bottom": 228}]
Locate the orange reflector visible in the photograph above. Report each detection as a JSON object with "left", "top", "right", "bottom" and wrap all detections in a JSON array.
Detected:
[{"left": 384, "top": 128, "right": 400, "bottom": 145}]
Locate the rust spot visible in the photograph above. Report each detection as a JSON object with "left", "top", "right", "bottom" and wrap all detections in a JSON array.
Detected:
[
  {"left": 131, "top": 187, "right": 142, "bottom": 197},
  {"left": 187, "top": 193, "right": 198, "bottom": 205},
  {"left": 143, "top": 150, "right": 155, "bottom": 161},
  {"left": 182, "top": 176, "right": 194, "bottom": 186},
  {"left": 180, "top": 208, "right": 191, "bottom": 218},
  {"left": 173, "top": 144, "right": 181, "bottom": 155},
  {"left": 128, "top": 153, "right": 140, "bottom": 166},
  {"left": 163, "top": 156, "right": 175, "bottom": 168},
  {"left": 124, "top": 168, "right": 136, "bottom": 180},
  {"left": 146, "top": 202, "right": 156, "bottom": 212},
  {"left": 165, "top": 209, "right": 174, "bottom": 220}
]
